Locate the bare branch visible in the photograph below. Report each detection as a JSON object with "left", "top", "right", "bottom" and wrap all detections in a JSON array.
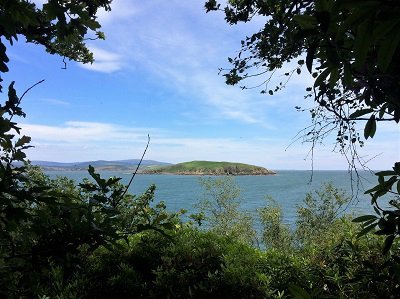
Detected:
[{"left": 121, "top": 134, "right": 151, "bottom": 198}]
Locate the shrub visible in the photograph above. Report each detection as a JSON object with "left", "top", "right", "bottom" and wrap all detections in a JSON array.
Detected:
[{"left": 195, "top": 176, "right": 257, "bottom": 246}]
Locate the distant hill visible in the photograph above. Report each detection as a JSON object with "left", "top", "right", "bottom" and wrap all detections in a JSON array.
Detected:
[
  {"left": 143, "top": 161, "right": 276, "bottom": 175},
  {"left": 28, "top": 159, "right": 171, "bottom": 171}
]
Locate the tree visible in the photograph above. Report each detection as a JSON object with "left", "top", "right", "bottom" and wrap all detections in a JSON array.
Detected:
[
  {"left": 0, "top": 1, "right": 180, "bottom": 296},
  {"left": 0, "top": 0, "right": 111, "bottom": 89},
  {"left": 196, "top": 177, "right": 257, "bottom": 246},
  {"left": 205, "top": 0, "right": 399, "bottom": 166},
  {"left": 205, "top": 0, "right": 400, "bottom": 251}
]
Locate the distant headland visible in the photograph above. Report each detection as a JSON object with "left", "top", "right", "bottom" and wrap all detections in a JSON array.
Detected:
[
  {"left": 24, "top": 159, "right": 170, "bottom": 171},
  {"left": 142, "top": 161, "right": 276, "bottom": 175}
]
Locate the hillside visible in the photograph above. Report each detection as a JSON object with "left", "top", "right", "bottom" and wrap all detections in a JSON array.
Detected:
[
  {"left": 143, "top": 161, "right": 276, "bottom": 175},
  {"left": 27, "top": 159, "right": 170, "bottom": 171}
]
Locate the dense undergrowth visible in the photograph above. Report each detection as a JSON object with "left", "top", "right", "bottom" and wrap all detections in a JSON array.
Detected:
[{"left": 2, "top": 166, "right": 400, "bottom": 298}]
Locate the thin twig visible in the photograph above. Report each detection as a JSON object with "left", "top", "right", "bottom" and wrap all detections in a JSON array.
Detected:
[
  {"left": 62, "top": 57, "right": 67, "bottom": 69},
  {"left": 9, "top": 79, "right": 45, "bottom": 121},
  {"left": 121, "top": 134, "right": 150, "bottom": 198}
]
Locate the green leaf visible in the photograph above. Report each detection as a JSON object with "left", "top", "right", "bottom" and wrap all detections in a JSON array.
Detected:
[
  {"left": 314, "top": 68, "right": 330, "bottom": 87},
  {"left": 397, "top": 180, "right": 400, "bottom": 195},
  {"left": 15, "top": 135, "right": 31, "bottom": 147},
  {"left": 13, "top": 150, "right": 26, "bottom": 161},
  {"left": 342, "top": 63, "right": 353, "bottom": 86},
  {"left": 364, "top": 114, "right": 376, "bottom": 139},
  {"left": 354, "top": 19, "right": 374, "bottom": 69},
  {"left": 349, "top": 109, "right": 374, "bottom": 119},
  {"left": 375, "top": 170, "right": 396, "bottom": 176},
  {"left": 370, "top": 189, "right": 388, "bottom": 204},
  {"left": 328, "top": 67, "right": 340, "bottom": 88},
  {"left": 357, "top": 222, "right": 377, "bottom": 238},
  {"left": 378, "top": 104, "right": 387, "bottom": 119},
  {"left": 293, "top": 15, "right": 317, "bottom": 29},
  {"left": 383, "top": 234, "right": 395, "bottom": 254},
  {"left": 365, "top": 184, "right": 384, "bottom": 194},
  {"left": 288, "top": 284, "right": 312, "bottom": 299},
  {"left": 335, "top": 7, "right": 372, "bottom": 42},
  {"left": 377, "top": 24, "right": 400, "bottom": 71},
  {"left": 353, "top": 215, "right": 378, "bottom": 223},
  {"left": 374, "top": 206, "right": 381, "bottom": 216}
]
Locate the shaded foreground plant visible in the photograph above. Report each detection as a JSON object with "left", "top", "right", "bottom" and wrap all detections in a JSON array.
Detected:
[{"left": 0, "top": 83, "right": 181, "bottom": 297}]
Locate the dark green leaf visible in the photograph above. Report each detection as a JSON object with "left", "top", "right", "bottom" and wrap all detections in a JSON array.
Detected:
[
  {"left": 15, "top": 135, "right": 31, "bottom": 147},
  {"left": 354, "top": 19, "right": 373, "bottom": 69},
  {"left": 349, "top": 109, "right": 374, "bottom": 119},
  {"left": 374, "top": 206, "right": 381, "bottom": 216},
  {"left": 314, "top": 68, "right": 330, "bottom": 87},
  {"left": 383, "top": 234, "right": 395, "bottom": 254},
  {"left": 375, "top": 170, "right": 396, "bottom": 176},
  {"left": 357, "top": 222, "right": 377, "bottom": 238},
  {"left": 293, "top": 15, "right": 317, "bottom": 29},
  {"left": 378, "top": 24, "right": 400, "bottom": 71},
  {"left": 353, "top": 215, "right": 378, "bottom": 223},
  {"left": 364, "top": 114, "right": 376, "bottom": 139},
  {"left": 288, "top": 284, "right": 312, "bottom": 299}
]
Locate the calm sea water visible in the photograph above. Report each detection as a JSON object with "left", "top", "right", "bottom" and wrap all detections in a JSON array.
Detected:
[{"left": 46, "top": 170, "right": 381, "bottom": 225}]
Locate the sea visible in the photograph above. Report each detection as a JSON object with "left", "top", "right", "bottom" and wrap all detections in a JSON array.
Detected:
[{"left": 45, "top": 170, "right": 384, "bottom": 226}]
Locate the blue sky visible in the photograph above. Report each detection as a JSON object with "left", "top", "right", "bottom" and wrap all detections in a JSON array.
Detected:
[{"left": 4, "top": 0, "right": 399, "bottom": 170}]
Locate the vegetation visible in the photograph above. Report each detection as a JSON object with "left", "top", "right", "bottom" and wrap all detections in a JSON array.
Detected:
[
  {"left": 205, "top": 0, "right": 400, "bottom": 256},
  {"left": 1, "top": 0, "right": 399, "bottom": 297},
  {"left": 204, "top": 0, "right": 399, "bottom": 162},
  {"left": 143, "top": 160, "right": 275, "bottom": 175},
  {"left": 195, "top": 177, "right": 257, "bottom": 246},
  {"left": 0, "top": 0, "right": 111, "bottom": 79}
]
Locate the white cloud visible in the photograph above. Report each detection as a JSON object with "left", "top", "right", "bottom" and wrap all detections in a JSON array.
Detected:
[
  {"left": 77, "top": 0, "right": 282, "bottom": 125},
  {"left": 20, "top": 121, "right": 151, "bottom": 143},
  {"left": 80, "top": 47, "right": 123, "bottom": 73},
  {"left": 40, "top": 98, "right": 70, "bottom": 106},
  {"left": 19, "top": 120, "right": 398, "bottom": 170},
  {"left": 96, "top": 0, "right": 139, "bottom": 25}
]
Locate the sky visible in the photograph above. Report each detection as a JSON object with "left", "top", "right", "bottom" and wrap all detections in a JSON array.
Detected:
[{"left": 3, "top": 0, "right": 399, "bottom": 170}]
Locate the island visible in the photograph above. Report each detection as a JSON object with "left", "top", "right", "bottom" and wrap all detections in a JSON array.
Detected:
[{"left": 142, "top": 161, "right": 276, "bottom": 175}]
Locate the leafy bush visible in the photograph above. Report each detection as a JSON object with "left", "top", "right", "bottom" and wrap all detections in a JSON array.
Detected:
[
  {"left": 259, "top": 197, "right": 293, "bottom": 250},
  {"left": 195, "top": 176, "right": 256, "bottom": 246}
]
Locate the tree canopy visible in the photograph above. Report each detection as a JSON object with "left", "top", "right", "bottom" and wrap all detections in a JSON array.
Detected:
[
  {"left": 0, "top": 0, "right": 111, "bottom": 89},
  {"left": 205, "top": 0, "right": 400, "bottom": 163},
  {"left": 205, "top": 0, "right": 400, "bottom": 254}
]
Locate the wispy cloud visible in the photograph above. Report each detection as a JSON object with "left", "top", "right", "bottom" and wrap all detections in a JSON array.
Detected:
[
  {"left": 80, "top": 47, "right": 123, "bottom": 73},
  {"left": 40, "top": 98, "right": 70, "bottom": 106},
  {"left": 19, "top": 120, "right": 397, "bottom": 170},
  {"left": 96, "top": 0, "right": 139, "bottom": 25},
  {"left": 78, "top": 0, "right": 281, "bottom": 125},
  {"left": 21, "top": 121, "right": 152, "bottom": 143}
]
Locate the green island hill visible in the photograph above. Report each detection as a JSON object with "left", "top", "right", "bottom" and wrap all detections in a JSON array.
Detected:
[{"left": 142, "top": 161, "right": 276, "bottom": 175}]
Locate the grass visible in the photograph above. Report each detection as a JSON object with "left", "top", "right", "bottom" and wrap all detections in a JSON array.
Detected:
[{"left": 144, "top": 161, "right": 275, "bottom": 175}]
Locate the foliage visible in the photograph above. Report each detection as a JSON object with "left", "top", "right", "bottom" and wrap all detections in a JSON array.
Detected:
[
  {"left": 0, "top": 83, "right": 180, "bottom": 297},
  {"left": 205, "top": 0, "right": 400, "bottom": 262},
  {"left": 258, "top": 197, "right": 292, "bottom": 250},
  {"left": 195, "top": 176, "right": 257, "bottom": 245},
  {"left": 49, "top": 194, "right": 400, "bottom": 299},
  {"left": 0, "top": 0, "right": 111, "bottom": 86},
  {"left": 353, "top": 163, "right": 400, "bottom": 253},
  {"left": 205, "top": 0, "right": 399, "bottom": 159},
  {"left": 295, "top": 183, "right": 349, "bottom": 247},
  {"left": 145, "top": 160, "right": 274, "bottom": 175},
  {"left": 71, "top": 229, "right": 270, "bottom": 299},
  {"left": 258, "top": 183, "right": 400, "bottom": 298}
]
